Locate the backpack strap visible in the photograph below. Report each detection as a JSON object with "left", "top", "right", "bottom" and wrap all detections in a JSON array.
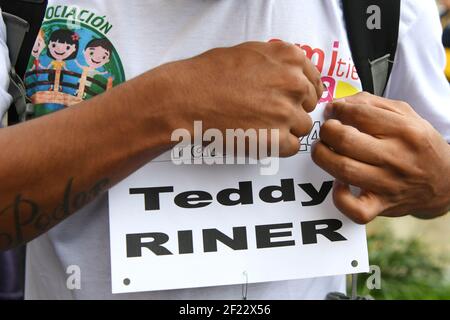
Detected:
[
  {"left": 333, "top": 1, "right": 401, "bottom": 301},
  {"left": 1, "top": 0, "right": 47, "bottom": 123},
  {"left": 342, "top": 0, "right": 401, "bottom": 96}
]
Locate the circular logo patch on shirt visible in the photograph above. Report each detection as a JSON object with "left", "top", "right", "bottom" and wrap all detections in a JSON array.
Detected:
[{"left": 25, "top": 14, "right": 125, "bottom": 117}]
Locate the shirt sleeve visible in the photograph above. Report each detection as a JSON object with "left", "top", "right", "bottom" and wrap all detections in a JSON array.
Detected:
[
  {"left": 384, "top": 0, "right": 450, "bottom": 142},
  {"left": 0, "top": 8, "right": 12, "bottom": 128}
]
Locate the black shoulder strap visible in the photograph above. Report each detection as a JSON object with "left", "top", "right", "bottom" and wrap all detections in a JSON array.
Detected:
[
  {"left": 0, "top": 0, "right": 47, "bottom": 124},
  {"left": 342, "top": 0, "right": 401, "bottom": 96},
  {"left": 0, "top": 0, "right": 47, "bottom": 77}
]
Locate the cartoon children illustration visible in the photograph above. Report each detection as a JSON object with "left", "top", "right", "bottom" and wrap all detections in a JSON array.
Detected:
[
  {"left": 46, "top": 29, "right": 79, "bottom": 92},
  {"left": 75, "top": 38, "right": 112, "bottom": 99},
  {"left": 30, "top": 29, "right": 46, "bottom": 71}
]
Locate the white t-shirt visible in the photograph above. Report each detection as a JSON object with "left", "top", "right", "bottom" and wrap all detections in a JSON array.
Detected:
[
  {"left": 0, "top": 9, "right": 12, "bottom": 127},
  {"left": 23, "top": 0, "right": 450, "bottom": 299}
]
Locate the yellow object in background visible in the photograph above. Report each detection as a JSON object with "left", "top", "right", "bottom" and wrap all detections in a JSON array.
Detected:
[
  {"left": 445, "top": 48, "right": 450, "bottom": 81},
  {"left": 335, "top": 80, "right": 359, "bottom": 99}
]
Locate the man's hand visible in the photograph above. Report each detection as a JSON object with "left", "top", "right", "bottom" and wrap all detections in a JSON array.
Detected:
[
  {"left": 167, "top": 41, "right": 323, "bottom": 157},
  {"left": 312, "top": 92, "right": 450, "bottom": 224},
  {"left": 0, "top": 40, "right": 323, "bottom": 251}
]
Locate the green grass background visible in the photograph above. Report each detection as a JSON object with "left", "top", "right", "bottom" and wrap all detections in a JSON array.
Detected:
[{"left": 356, "top": 215, "right": 450, "bottom": 300}]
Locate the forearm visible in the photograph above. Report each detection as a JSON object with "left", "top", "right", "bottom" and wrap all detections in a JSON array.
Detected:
[
  {"left": 0, "top": 64, "right": 180, "bottom": 251},
  {"left": 0, "top": 40, "right": 325, "bottom": 249}
]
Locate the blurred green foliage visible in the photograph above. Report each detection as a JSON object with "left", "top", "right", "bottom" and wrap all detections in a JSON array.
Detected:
[{"left": 357, "top": 228, "right": 450, "bottom": 300}]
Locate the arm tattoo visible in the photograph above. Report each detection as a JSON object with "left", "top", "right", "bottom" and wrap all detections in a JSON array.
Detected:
[{"left": 0, "top": 177, "right": 110, "bottom": 250}]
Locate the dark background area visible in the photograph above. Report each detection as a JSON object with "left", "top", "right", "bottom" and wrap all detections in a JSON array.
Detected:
[{"left": 1, "top": 0, "right": 47, "bottom": 124}]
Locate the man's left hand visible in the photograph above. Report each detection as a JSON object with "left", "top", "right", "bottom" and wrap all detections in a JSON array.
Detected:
[{"left": 312, "top": 92, "right": 450, "bottom": 224}]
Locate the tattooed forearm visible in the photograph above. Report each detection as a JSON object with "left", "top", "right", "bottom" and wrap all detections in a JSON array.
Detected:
[{"left": 0, "top": 177, "right": 110, "bottom": 250}]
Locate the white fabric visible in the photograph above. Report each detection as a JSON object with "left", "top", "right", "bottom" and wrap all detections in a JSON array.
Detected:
[
  {"left": 0, "top": 9, "right": 12, "bottom": 127},
  {"left": 24, "top": 0, "right": 450, "bottom": 300},
  {"left": 384, "top": 0, "right": 450, "bottom": 142}
]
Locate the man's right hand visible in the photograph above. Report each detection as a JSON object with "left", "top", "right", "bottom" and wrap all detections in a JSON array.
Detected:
[
  {"left": 0, "top": 41, "right": 322, "bottom": 251},
  {"left": 163, "top": 41, "right": 323, "bottom": 157}
]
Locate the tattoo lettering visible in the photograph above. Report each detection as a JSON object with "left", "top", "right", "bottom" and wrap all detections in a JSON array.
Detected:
[{"left": 0, "top": 177, "right": 110, "bottom": 249}]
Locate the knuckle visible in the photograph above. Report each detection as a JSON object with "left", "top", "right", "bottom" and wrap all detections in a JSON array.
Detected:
[
  {"left": 269, "top": 39, "right": 288, "bottom": 49},
  {"left": 288, "top": 138, "right": 300, "bottom": 156},
  {"left": 300, "top": 113, "right": 314, "bottom": 133},
  {"left": 295, "top": 50, "right": 306, "bottom": 64},
  {"left": 352, "top": 210, "right": 373, "bottom": 225},
  {"left": 397, "top": 101, "right": 410, "bottom": 109},
  {"left": 293, "top": 111, "right": 313, "bottom": 137},
  {"left": 337, "top": 130, "right": 354, "bottom": 151},
  {"left": 397, "top": 101, "right": 414, "bottom": 113},
  {"left": 297, "top": 81, "right": 309, "bottom": 96},
  {"left": 284, "top": 43, "right": 299, "bottom": 54},
  {"left": 319, "top": 121, "right": 333, "bottom": 139},
  {"left": 271, "top": 41, "right": 299, "bottom": 57},
  {"left": 337, "top": 159, "right": 354, "bottom": 182},
  {"left": 350, "top": 91, "right": 372, "bottom": 104},
  {"left": 320, "top": 120, "right": 343, "bottom": 144},
  {"left": 357, "top": 91, "right": 371, "bottom": 99},
  {"left": 279, "top": 133, "right": 297, "bottom": 157},
  {"left": 400, "top": 122, "right": 427, "bottom": 143},
  {"left": 284, "top": 44, "right": 305, "bottom": 63},
  {"left": 238, "top": 41, "right": 262, "bottom": 50}
]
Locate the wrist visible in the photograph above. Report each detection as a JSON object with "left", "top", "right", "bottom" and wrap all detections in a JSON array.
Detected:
[
  {"left": 444, "top": 144, "right": 450, "bottom": 211},
  {"left": 144, "top": 60, "right": 199, "bottom": 136},
  {"left": 431, "top": 143, "right": 450, "bottom": 217},
  {"left": 128, "top": 62, "right": 192, "bottom": 154}
]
